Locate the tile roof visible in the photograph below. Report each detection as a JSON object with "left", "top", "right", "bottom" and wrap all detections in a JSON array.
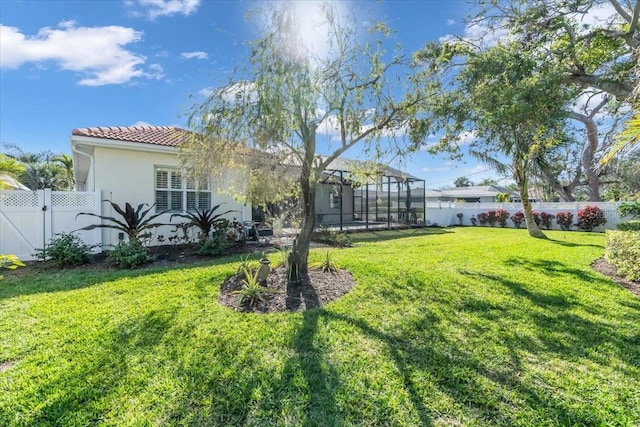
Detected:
[{"left": 71, "top": 125, "right": 194, "bottom": 147}]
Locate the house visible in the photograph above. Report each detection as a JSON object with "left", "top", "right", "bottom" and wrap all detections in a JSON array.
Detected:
[
  {"left": 71, "top": 125, "right": 252, "bottom": 246},
  {"left": 434, "top": 185, "right": 518, "bottom": 203},
  {"left": 71, "top": 125, "right": 427, "bottom": 243}
]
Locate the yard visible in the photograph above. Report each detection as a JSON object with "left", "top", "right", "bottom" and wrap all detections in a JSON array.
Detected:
[{"left": 1, "top": 227, "right": 638, "bottom": 426}]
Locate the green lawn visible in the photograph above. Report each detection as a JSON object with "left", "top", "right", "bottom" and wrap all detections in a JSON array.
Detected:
[{"left": 1, "top": 227, "right": 638, "bottom": 426}]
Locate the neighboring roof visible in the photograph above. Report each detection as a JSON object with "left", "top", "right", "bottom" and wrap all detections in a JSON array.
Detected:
[
  {"left": 439, "top": 185, "right": 516, "bottom": 198},
  {"left": 71, "top": 126, "right": 194, "bottom": 147}
]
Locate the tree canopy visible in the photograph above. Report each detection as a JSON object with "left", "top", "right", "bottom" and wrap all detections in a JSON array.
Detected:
[{"left": 184, "top": 2, "right": 432, "bottom": 280}]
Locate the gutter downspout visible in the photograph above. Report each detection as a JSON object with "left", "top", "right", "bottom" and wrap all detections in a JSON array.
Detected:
[{"left": 71, "top": 143, "right": 95, "bottom": 192}]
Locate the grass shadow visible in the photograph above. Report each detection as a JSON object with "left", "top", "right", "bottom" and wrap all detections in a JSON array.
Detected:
[{"left": 349, "top": 227, "right": 451, "bottom": 244}]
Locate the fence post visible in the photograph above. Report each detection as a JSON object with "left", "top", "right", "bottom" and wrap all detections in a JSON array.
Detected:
[{"left": 38, "top": 189, "right": 53, "bottom": 249}]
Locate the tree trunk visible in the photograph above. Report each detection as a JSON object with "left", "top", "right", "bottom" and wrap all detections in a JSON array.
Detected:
[
  {"left": 570, "top": 111, "right": 602, "bottom": 201},
  {"left": 287, "top": 132, "right": 317, "bottom": 285},
  {"left": 515, "top": 165, "right": 547, "bottom": 239}
]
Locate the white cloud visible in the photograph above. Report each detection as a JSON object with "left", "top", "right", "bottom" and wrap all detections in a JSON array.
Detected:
[
  {"left": 181, "top": 51, "right": 208, "bottom": 60},
  {"left": 198, "top": 87, "right": 214, "bottom": 97},
  {"left": 447, "top": 19, "right": 455, "bottom": 26},
  {"left": 129, "top": 0, "right": 201, "bottom": 20},
  {"left": 456, "top": 130, "right": 476, "bottom": 145},
  {"left": 132, "top": 121, "right": 152, "bottom": 126},
  {"left": 0, "top": 22, "right": 161, "bottom": 86}
]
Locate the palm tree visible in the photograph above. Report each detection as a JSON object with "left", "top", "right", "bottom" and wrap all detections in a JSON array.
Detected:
[
  {"left": 0, "top": 154, "right": 26, "bottom": 190},
  {"left": 51, "top": 153, "right": 75, "bottom": 190}
]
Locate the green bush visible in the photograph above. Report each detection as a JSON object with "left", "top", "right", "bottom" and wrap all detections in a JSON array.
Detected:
[
  {"left": 197, "top": 232, "right": 228, "bottom": 256},
  {"left": 616, "top": 220, "right": 640, "bottom": 231},
  {"left": 108, "top": 241, "right": 154, "bottom": 269},
  {"left": 33, "top": 233, "right": 92, "bottom": 267},
  {"left": 618, "top": 201, "right": 640, "bottom": 219},
  {"left": 605, "top": 230, "right": 640, "bottom": 282}
]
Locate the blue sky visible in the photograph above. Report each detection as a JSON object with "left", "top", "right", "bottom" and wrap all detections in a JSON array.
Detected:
[{"left": 0, "top": 0, "right": 501, "bottom": 188}]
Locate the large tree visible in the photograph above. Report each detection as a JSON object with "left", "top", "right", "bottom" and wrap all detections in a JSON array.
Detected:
[
  {"left": 415, "top": 42, "right": 573, "bottom": 238},
  {"left": 474, "top": 0, "right": 639, "bottom": 200},
  {"left": 185, "top": 2, "right": 430, "bottom": 281}
]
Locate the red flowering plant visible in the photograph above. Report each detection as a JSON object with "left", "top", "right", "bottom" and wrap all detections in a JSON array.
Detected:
[
  {"left": 577, "top": 205, "right": 606, "bottom": 231},
  {"left": 510, "top": 211, "right": 525, "bottom": 228},
  {"left": 555, "top": 211, "right": 574, "bottom": 230},
  {"left": 495, "top": 209, "right": 510, "bottom": 227},
  {"left": 486, "top": 210, "right": 498, "bottom": 227},
  {"left": 477, "top": 212, "right": 489, "bottom": 226},
  {"left": 539, "top": 212, "right": 555, "bottom": 230}
]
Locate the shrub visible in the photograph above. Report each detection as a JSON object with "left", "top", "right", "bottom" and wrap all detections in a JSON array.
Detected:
[
  {"left": 486, "top": 210, "right": 498, "bottom": 227},
  {"left": 477, "top": 212, "right": 489, "bottom": 226},
  {"left": 605, "top": 230, "right": 640, "bottom": 282},
  {"left": 617, "top": 220, "right": 640, "bottom": 231},
  {"left": 33, "top": 233, "right": 92, "bottom": 267},
  {"left": 618, "top": 201, "right": 640, "bottom": 219},
  {"left": 470, "top": 215, "right": 478, "bottom": 226},
  {"left": 555, "top": 211, "right": 574, "bottom": 231},
  {"left": 456, "top": 212, "right": 464, "bottom": 225},
  {"left": 108, "top": 241, "right": 154, "bottom": 269},
  {"left": 539, "top": 212, "right": 555, "bottom": 230},
  {"left": 495, "top": 209, "right": 510, "bottom": 227},
  {"left": 577, "top": 205, "right": 606, "bottom": 231},
  {"left": 313, "top": 225, "right": 353, "bottom": 247},
  {"left": 531, "top": 211, "right": 541, "bottom": 227},
  {"left": 197, "top": 231, "right": 228, "bottom": 256},
  {"left": 510, "top": 211, "right": 525, "bottom": 228}
]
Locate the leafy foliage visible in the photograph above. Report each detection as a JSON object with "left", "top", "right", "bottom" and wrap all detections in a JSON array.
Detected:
[
  {"left": 33, "top": 233, "right": 92, "bottom": 268},
  {"left": 616, "top": 220, "right": 640, "bottom": 231},
  {"left": 577, "top": 205, "right": 607, "bottom": 231},
  {"left": 510, "top": 211, "right": 525, "bottom": 229},
  {"left": 495, "top": 209, "right": 510, "bottom": 228},
  {"left": 184, "top": 2, "right": 431, "bottom": 278},
  {"left": 605, "top": 230, "right": 640, "bottom": 282},
  {"left": 555, "top": 212, "right": 574, "bottom": 231},
  {"left": 313, "top": 225, "right": 353, "bottom": 248},
  {"left": 618, "top": 201, "right": 640, "bottom": 219},
  {"left": 0, "top": 254, "right": 25, "bottom": 281},
  {"left": 107, "top": 241, "right": 154, "bottom": 269},
  {"left": 170, "top": 204, "right": 236, "bottom": 243},
  {"left": 477, "top": 212, "right": 489, "bottom": 226},
  {"left": 77, "top": 201, "right": 167, "bottom": 244},
  {"left": 197, "top": 232, "right": 228, "bottom": 256},
  {"left": 539, "top": 212, "right": 556, "bottom": 230}
]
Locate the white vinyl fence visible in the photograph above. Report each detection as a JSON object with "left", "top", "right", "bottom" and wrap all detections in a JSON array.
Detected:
[
  {"left": 425, "top": 201, "right": 626, "bottom": 231},
  {"left": 0, "top": 189, "right": 101, "bottom": 261}
]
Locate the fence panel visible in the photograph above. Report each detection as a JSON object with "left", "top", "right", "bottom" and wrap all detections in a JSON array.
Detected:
[
  {"left": 0, "top": 189, "right": 101, "bottom": 261},
  {"left": 426, "top": 201, "right": 626, "bottom": 231}
]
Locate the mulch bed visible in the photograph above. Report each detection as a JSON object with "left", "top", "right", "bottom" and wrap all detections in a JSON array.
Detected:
[
  {"left": 592, "top": 257, "right": 640, "bottom": 297},
  {"left": 218, "top": 266, "right": 356, "bottom": 313}
]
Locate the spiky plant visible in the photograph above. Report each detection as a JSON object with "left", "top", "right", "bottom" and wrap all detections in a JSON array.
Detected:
[
  {"left": 170, "top": 204, "right": 237, "bottom": 243},
  {"left": 76, "top": 201, "right": 167, "bottom": 244}
]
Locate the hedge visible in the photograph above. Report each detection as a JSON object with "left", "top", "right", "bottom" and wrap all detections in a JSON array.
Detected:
[{"left": 605, "top": 230, "right": 640, "bottom": 282}]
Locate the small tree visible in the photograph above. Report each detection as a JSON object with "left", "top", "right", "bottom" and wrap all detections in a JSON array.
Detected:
[{"left": 185, "top": 2, "right": 431, "bottom": 282}]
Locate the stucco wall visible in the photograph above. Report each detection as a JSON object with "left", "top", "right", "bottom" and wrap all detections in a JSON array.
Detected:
[
  {"left": 92, "top": 146, "right": 251, "bottom": 247},
  {"left": 315, "top": 183, "right": 354, "bottom": 225}
]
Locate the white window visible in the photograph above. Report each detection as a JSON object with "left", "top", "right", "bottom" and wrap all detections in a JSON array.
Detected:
[
  {"left": 330, "top": 190, "right": 340, "bottom": 209},
  {"left": 155, "top": 167, "right": 211, "bottom": 212}
]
